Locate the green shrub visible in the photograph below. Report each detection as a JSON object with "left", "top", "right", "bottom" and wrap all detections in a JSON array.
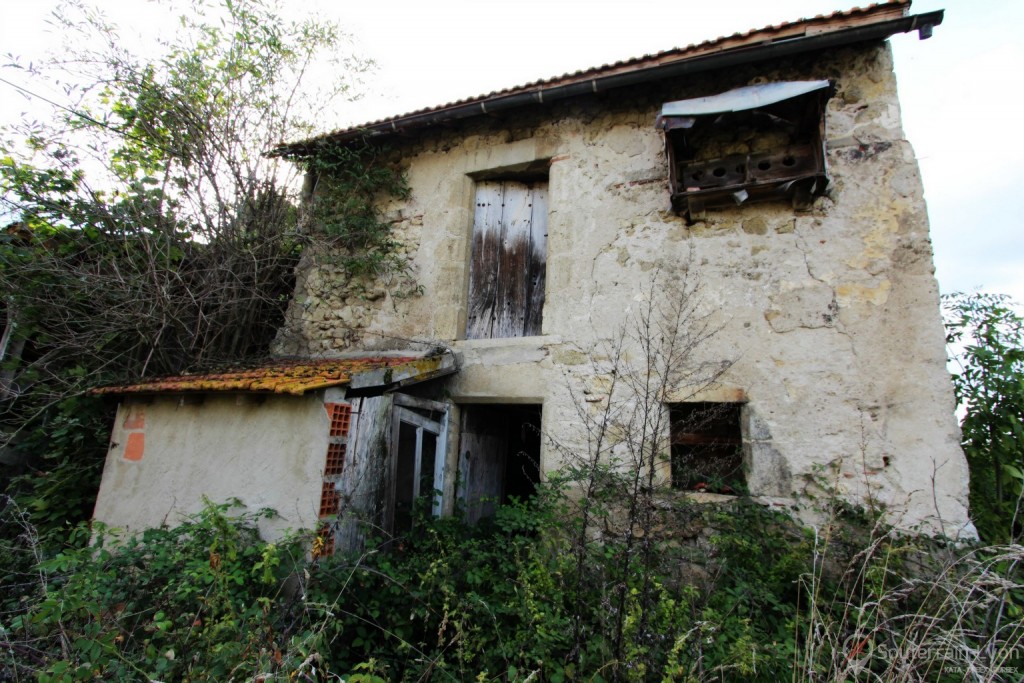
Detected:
[
  {"left": 3, "top": 492, "right": 1021, "bottom": 682},
  {"left": 2, "top": 500, "right": 309, "bottom": 682}
]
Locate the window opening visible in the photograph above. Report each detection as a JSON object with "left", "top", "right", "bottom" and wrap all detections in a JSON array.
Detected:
[
  {"left": 656, "top": 81, "right": 834, "bottom": 220},
  {"left": 466, "top": 179, "right": 548, "bottom": 339},
  {"left": 458, "top": 404, "right": 542, "bottom": 523},
  {"left": 393, "top": 419, "right": 440, "bottom": 532},
  {"left": 670, "top": 402, "right": 744, "bottom": 494}
]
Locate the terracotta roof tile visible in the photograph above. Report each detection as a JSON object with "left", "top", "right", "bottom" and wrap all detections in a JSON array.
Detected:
[
  {"left": 93, "top": 356, "right": 429, "bottom": 397},
  {"left": 274, "top": 1, "right": 922, "bottom": 154}
]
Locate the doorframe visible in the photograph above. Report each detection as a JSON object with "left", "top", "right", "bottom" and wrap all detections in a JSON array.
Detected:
[{"left": 386, "top": 394, "right": 449, "bottom": 532}]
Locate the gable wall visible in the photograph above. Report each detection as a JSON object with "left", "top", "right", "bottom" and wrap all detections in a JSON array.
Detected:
[{"left": 275, "top": 42, "right": 971, "bottom": 535}]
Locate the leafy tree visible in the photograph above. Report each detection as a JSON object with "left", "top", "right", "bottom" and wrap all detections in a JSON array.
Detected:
[
  {"left": 944, "top": 292, "right": 1024, "bottom": 543},
  {"left": 0, "top": 0, "right": 374, "bottom": 539},
  {"left": 2, "top": 0, "right": 360, "bottom": 382}
]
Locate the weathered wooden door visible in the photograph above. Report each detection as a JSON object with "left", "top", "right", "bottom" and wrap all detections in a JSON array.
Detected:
[
  {"left": 457, "top": 408, "right": 508, "bottom": 524},
  {"left": 456, "top": 404, "right": 542, "bottom": 524},
  {"left": 466, "top": 180, "right": 547, "bottom": 339}
]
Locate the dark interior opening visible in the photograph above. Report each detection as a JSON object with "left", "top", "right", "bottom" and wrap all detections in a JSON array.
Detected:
[
  {"left": 670, "top": 402, "right": 744, "bottom": 494},
  {"left": 459, "top": 404, "right": 542, "bottom": 522},
  {"left": 501, "top": 405, "right": 542, "bottom": 502}
]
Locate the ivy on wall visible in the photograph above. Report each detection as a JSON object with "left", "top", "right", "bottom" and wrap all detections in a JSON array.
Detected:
[{"left": 295, "top": 139, "right": 421, "bottom": 300}]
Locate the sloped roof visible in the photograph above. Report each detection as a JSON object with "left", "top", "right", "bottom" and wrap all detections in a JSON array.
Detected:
[
  {"left": 273, "top": 0, "right": 941, "bottom": 156},
  {"left": 93, "top": 354, "right": 457, "bottom": 396}
]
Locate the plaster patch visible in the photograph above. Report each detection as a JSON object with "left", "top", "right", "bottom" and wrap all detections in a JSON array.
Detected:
[
  {"left": 836, "top": 280, "right": 892, "bottom": 308},
  {"left": 766, "top": 283, "right": 837, "bottom": 332},
  {"left": 124, "top": 432, "right": 145, "bottom": 462},
  {"left": 847, "top": 216, "right": 899, "bottom": 269},
  {"left": 552, "top": 348, "right": 589, "bottom": 366}
]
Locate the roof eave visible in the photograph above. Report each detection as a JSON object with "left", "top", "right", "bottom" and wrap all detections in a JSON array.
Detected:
[
  {"left": 271, "top": 8, "right": 943, "bottom": 158},
  {"left": 91, "top": 351, "right": 461, "bottom": 398}
]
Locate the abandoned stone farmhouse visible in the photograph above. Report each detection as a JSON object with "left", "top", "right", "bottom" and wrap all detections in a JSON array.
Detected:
[{"left": 92, "top": 0, "right": 974, "bottom": 547}]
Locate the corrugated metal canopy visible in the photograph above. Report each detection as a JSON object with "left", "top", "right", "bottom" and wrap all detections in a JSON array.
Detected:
[
  {"left": 92, "top": 353, "right": 458, "bottom": 397},
  {"left": 660, "top": 80, "right": 832, "bottom": 118}
]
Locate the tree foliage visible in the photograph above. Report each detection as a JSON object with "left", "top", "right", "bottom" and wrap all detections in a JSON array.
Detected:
[
  {"left": 944, "top": 292, "right": 1024, "bottom": 543},
  {"left": 1, "top": 0, "right": 359, "bottom": 386},
  {"left": 3, "top": 494, "right": 1021, "bottom": 681},
  {"left": 0, "top": 0, "right": 402, "bottom": 538}
]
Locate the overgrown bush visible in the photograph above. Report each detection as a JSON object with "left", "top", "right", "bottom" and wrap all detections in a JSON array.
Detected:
[
  {"left": 5, "top": 493, "right": 1019, "bottom": 682},
  {"left": 1, "top": 500, "right": 312, "bottom": 682},
  {"left": 0, "top": 0, "right": 412, "bottom": 551}
]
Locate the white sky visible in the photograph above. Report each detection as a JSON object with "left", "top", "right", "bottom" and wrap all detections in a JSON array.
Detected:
[{"left": 2, "top": 0, "right": 1021, "bottom": 303}]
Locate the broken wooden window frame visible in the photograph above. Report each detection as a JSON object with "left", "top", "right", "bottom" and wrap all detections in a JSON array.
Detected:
[{"left": 656, "top": 80, "right": 835, "bottom": 221}]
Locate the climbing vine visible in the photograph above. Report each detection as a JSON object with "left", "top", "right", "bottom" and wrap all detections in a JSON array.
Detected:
[{"left": 294, "top": 138, "right": 420, "bottom": 298}]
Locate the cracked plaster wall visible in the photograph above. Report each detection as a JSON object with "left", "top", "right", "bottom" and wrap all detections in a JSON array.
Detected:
[{"left": 274, "top": 42, "right": 972, "bottom": 537}]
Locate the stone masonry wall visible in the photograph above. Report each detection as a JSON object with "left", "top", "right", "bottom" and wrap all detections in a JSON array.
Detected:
[{"left": 273, "top": 42, "right": 972, "bottom": 536}]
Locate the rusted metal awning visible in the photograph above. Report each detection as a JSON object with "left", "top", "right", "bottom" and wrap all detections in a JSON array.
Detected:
[
  {"left": 93, "top": 352, "right": 459, "bottom": 397},
  {"left": 657, "top": 80, "right": 832, "bottom": 126}
]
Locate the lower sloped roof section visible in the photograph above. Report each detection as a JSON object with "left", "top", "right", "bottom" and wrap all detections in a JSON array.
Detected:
[{"left": 93, "top": 351, "right": 458, "bottom": 397}]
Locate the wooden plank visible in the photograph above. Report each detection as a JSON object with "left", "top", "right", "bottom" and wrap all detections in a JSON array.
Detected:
[
  {"left": 412, "top": 427, "right": 424, "bottom": 499},
  {"left": 466, "top": 180, "right": 548, "bottom": 339},
  {"left": 525, "top": 184, "right": 547, "bottom": 336},
  {"left": 458, "top": 407, "right": 508, "bottom": 524},
  {"left": 334, "top": 395, "right": 391, "bottom": 553},
  {"left": 493, "top": 182, "right": 532, "bottom": 337},
  {"left": 465, "top": 181, "right": 504, "bottom": 339},
  {"left": 394, "top": 406, "right": 442, "bottom": 433},
  {"left": 386, "top": 397, "right": 403, "bottom": 534},
  {"left": 433, "top": 408, "right": 448, "bottom": 518},
  {"left": 393, "top": 392, "right": 448, "bottom": 413}
]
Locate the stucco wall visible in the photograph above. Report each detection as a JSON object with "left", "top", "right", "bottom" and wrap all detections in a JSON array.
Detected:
[
  {"left": 274, "top": 43, "right": 972, "bottom": 536},
  {"left": 94, "top": 394, "right": 330, "bottom": 539}
]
